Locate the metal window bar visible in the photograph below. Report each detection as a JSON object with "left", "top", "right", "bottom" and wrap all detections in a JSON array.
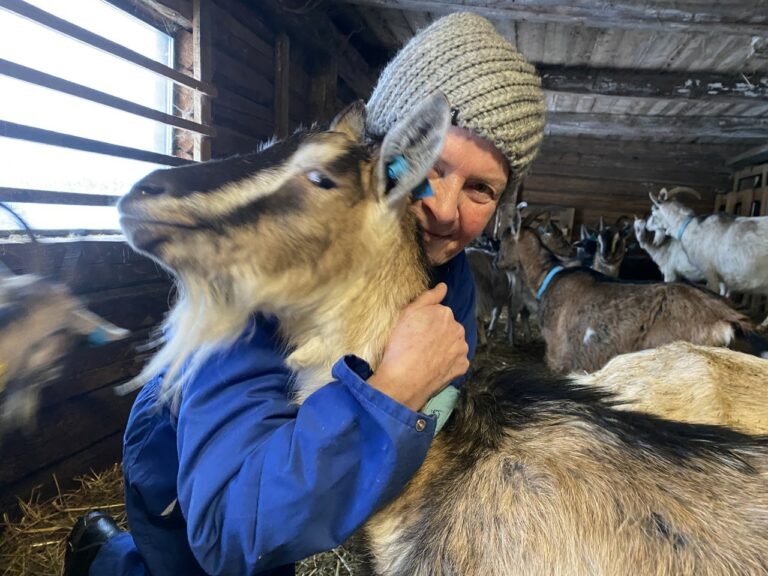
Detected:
[
  {"left": 0, "top": 0, "right": 217, "bottom": 97},
  {"left": 0, "top": 0, "right": 214, "bottom": 229}
]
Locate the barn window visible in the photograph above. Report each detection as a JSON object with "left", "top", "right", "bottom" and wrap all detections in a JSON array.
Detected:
[{"left": 0, "top": 0, "right": 212, "bottom": 237}]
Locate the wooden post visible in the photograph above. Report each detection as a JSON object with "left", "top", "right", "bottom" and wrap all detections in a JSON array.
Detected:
[
  {"left": 274, "top": 33, "right": 291, "bottom": 139},
  {"left": 310, "top": 53, "right": 338, "bottom": 125},
  {"left": 193, "top": 0, "right": 213, "bottom": 161}
]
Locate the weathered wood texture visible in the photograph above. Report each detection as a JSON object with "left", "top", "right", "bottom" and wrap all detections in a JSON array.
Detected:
[{"left": 0, "top": 240, "right": 173, "bottom": 514}]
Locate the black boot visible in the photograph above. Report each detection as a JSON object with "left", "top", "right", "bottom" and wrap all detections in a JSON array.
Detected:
[{"left": 63, "top": 510, "right": 122, "bottom": 576}]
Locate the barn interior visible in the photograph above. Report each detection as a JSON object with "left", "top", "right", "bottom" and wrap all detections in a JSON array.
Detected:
[{"left": 0, "top": 0, "right": 767, "bottom": 571}]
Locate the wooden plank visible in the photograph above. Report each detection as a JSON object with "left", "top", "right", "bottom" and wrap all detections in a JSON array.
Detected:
[
  {"left": 1, "top": 431, "right": 124, "bottom": 516},
  {"left": 193, "top": 0, "right": 214, "bottom": 161},
  {"left": 310, "top": 54, "right": 339, "bottom": 125},
  {"left": 0, "top": 58, "right": 215, "bottom": 136},
  {"left": 105, "top": 0, "right": 193, "bottom": 30},
  {"left": 0, "top": 188, "right": 118, "bottom": 206},
  {"left": 213, "top": 50, "right": 274, "bottom": 106},
  {"left": 0, "top": 120, "right": 192, "bottom": 166},
  {"left": 727, "top": 142, "right": 768, "bottom": 168},
  {"left": 545, "top": 112, "right": 768, "bottom": 141},
  {"left": 274, "top": 33, "right": 291, "bottom": 139},
  {"left": 539, "top": 65, "right": 768, "bottom": 104},
  {"left": 338, "top": 0, "right": 768, "bottom": 36},
  {"left": 0, "top": 383, "right": 137, "bottom": 486},
  {"left": 0, "top": 0, "right": 217, "bottom": 96}
]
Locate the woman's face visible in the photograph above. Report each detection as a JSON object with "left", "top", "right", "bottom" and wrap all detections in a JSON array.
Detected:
[{"left": 410, "top": 126, "right": 510, "bottom": 266}]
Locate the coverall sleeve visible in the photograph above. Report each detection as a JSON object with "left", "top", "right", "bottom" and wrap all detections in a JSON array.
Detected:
[{"left": 175, "top": 321, "right": 435, "bottom": 575}]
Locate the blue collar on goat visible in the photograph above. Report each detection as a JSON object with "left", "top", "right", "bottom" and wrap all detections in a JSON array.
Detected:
[
  {"left": 676, "top": 215, "right": 695, "bottom": 241},
  {"left": 537, "top": 265, "right": 565, "bottom": 300}
]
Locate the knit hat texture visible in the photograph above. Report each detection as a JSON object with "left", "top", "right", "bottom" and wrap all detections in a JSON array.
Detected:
[{"left": 366, "top": 12, "right": 546, "bottom": 191}]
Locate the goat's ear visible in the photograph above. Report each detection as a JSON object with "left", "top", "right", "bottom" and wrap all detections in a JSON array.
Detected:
[
  {"left": 375, "top": 93, "right": 450, "bottom": 210},
  {"left": 510, "top": 201, "right": 527, "bottom": 239},
  {"left": 649, "top": 191, "right": 661, "bottom": 208},
  {"left": 658, "top": 188, "right": 670, "bottom": 202},
  {"left": 580, "top": 223, "right": 589, "bottom": 241},
  {"left": 599, "top": 216, "right": 605, "bottom": 232},
  {"left": 330, "top": 100, "right": 367, "bottom": 142}
]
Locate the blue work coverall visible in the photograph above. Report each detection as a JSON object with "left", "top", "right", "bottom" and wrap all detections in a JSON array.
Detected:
[{"left": 91, "top": 251, "right": 477, "bottom": 576}]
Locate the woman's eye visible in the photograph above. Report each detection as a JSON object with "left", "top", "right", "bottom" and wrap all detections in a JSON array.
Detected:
[
  {"left": 307, "top": 170, "right": 337, "bottom": 189},
  {"left": 466, "top": 182, "right": 496, "bottom": 203}
]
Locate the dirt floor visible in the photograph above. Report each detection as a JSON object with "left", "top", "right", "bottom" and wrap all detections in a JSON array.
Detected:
[{"left": 0, "top": 328, "right": 542, "bottom": 576}]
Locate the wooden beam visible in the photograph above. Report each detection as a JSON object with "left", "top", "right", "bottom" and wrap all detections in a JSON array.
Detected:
[
  {"left": 539, "top": 66, "right": 768, "bottom": 105},
  {"left": 0, "top": 58, "right": 215, "bottom": 136},
  {"left": 545, "top": 112, "right": 768, "bottom": 141},
  {"left": 104, "top": 0, "right": 193, "bottom": 30},
  {"left": 274, "top": 33, "right": 291, "bottom": 139},
  {"left": 337, "top": 0, "right": 768, "bottom": 36},
  {"left": 192, "top": 0, "right": 213, "bottom": 161},
  {"left": 0, "top": 120, "right": 192, "bottom": 166},
  {"left": 0, "top": 0, "right": 217, "bottom": 96},
  {"left": 727, "top": 142, "right": 768, "bottom": 168},
  {"left": 310, "top": 54, "right": 339, "bottom": 125},
  {"left": 254, "top": 1, "right": 377, "bottom": 99}
]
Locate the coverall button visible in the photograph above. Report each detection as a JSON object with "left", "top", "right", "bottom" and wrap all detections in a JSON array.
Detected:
[{"left": 415, "top": 418, "right": 427, "bottom": 432}]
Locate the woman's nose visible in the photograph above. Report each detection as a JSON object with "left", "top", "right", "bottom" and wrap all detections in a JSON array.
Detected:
[{"left": 421, "top": 176, "right": 460, "bottom": 225}]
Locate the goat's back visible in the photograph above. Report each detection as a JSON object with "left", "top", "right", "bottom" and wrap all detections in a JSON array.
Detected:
[
  {"left": 366, "top": 366, "right": 768, "bottom": 576},
  {"left": 540, "top": 270, "right": 749, "bottom": 373},
  {"left": 578, "top": 342, "right": 768, "bottom": 434}
]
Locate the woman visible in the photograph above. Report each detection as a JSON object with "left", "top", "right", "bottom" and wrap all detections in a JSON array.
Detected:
[{"left": 64, "top": 12, "right": 545, "bottom": 576}]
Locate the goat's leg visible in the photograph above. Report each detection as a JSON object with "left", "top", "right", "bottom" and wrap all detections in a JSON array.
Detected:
[
  {"left": 520, "top": 308, "right": 532, "bottom": 343},
  {"left": 488, "top": 307, "right": 500, "bottom": 336},
  {"left": 505, "top": 307, "right": 516, "bottom": 347},
  {"left": 477, "top": 318, "right": 488, "bottom": 347}
]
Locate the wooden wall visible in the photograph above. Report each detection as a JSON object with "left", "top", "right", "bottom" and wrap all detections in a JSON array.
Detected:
[
  {"left": 523, "top": 137, "right": 741, "bottom": 236},
  {"left": 1, "top": 0, "right": 375, "bottom": 516}
]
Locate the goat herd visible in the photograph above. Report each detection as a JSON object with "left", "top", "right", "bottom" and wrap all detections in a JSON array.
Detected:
[{"left": 1, "top": 94, "right": 766, "bottom": 574}]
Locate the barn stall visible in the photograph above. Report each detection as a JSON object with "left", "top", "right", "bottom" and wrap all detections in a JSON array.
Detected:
[{"left": 0, "top": 0, "right": 767, "bottom": 573}]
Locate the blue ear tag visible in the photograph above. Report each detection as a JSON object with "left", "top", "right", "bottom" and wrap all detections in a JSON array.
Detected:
[
  {"left": 88, "top": 327, "right": 110, "bottom": 347},
  {"left": 386, "top": 155, "right": 434, "bottom": 200}
]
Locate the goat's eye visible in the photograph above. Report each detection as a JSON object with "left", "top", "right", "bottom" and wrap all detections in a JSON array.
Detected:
[{"left": 307, "top": 170, "right": 336, "bottom": 189}]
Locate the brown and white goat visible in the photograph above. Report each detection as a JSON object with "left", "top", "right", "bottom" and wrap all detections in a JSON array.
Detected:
[
  {"left": 577, "top": 341, "right": 768, "bottom": 434},
  {"left": 120, "top": 95, "right": 768, "bottom": 575},
  {"left": 496, "top": 206, "right": 753, "bottom": 374},
  {"left": 592, "top": 216, "right": 631, "bottom": 277}
]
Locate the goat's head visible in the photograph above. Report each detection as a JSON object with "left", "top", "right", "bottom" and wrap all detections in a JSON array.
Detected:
[
  {"left": 594, "top": 216, "right": 631, "bottom": 275},
  {"left": 648, "top": 187, "right": 700, "bottom": 237},
  {"left": 118, "top": 94, "right": 452, "bottom": 402},
  {"left": 536, "top": 213, "right": 574, "bottom": 258}
]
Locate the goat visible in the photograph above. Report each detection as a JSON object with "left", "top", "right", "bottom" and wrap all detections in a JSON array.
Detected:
[
  {"left": 0, "top": 274, "right": 129, "bottom": 437},
  {"left": 576, "top": 341, "right": 768, "bottom": 434},
  {"left": 534, "top": 213, "right": 575, "bottom": 259},
  {"left": 119, "top": 95, "right": 768, "bottom": 575},
  {"left": 634, "top": 216, "right": 705, "bottom": 283},
  {"left": 592, "top": 216, "right": 631, "bottom": 277},
  {"left": 467, "top": 248, "right": 536, "bottom": 347},
  {"left": 496, "top": 207, "right": 754, "bottom": 374},
  {"left": 649, "top": 187, "right": 768, "bottom": 320}
]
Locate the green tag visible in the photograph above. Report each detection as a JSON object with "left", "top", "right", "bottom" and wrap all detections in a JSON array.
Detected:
[{"left": 422, "top": 385, "right": 459, "bottom": 436}]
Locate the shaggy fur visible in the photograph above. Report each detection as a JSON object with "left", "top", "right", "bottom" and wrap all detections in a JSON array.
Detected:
[
  {"left": 635, "top": 217, "right": 705, "bottom": 283},
  {"left": 367, "top": 366, "right": 768, "bottom": 576},
  {"left": 119, "top": 99, "right": 768, "bottom": 575},
  {"left": 577, "top": 342, "right": 768, "bottom": 434},
  {"left": 498, "top": 226, "right": 752, "bottom": 374}
]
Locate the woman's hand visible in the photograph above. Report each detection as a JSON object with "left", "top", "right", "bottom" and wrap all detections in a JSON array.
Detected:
[{"left": 368, "top": 283, "right": 469, "bottom": 411}]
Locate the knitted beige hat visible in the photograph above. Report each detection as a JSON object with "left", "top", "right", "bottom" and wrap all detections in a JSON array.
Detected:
[{"left": 366, "top": 12, "right": 545, "bottom": 192}]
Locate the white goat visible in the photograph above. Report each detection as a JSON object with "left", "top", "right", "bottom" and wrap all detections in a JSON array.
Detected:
[
  {"left": 650, "top": 188, "right": 768, "bottom": 322},
  {"left": 634, "top": 216, "right": 705, "bottom": 283}
]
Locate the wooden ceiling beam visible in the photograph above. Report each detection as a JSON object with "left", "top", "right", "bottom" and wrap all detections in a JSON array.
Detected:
[
  {"left": 546, "top": 112, "right": 768, "bottom": 141},
  {"left": 539, "top": 66, "right": 768, "bottom": 105},
  {"left": 338, "top": 0, "right": 768, "bottom": 37}
]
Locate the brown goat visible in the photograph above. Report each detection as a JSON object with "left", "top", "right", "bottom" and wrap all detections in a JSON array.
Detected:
[
  {"left": 577, "top": 341, "right": 768, "bottom": 434},
  {"left": 496, "top": 211, "right": 752, "bottom": 374},
  {"left": 120, "top": 96, "right": 768, "bottom": 575}
]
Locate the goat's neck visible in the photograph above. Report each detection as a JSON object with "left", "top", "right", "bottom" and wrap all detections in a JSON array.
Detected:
[
  {"left": 282, "top": 215, "right": 429, "bottom": 403},
  {"left": 518, "top": 229, "right": 561, "bottom": 296}
]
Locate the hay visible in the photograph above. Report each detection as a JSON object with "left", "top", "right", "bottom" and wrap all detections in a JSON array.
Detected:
[
  {"left": 0, "top": 464, "right": 127, "bottom": 576},
  {"left": 0, "top": 332, "right": 543, "bottom": 576}
]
